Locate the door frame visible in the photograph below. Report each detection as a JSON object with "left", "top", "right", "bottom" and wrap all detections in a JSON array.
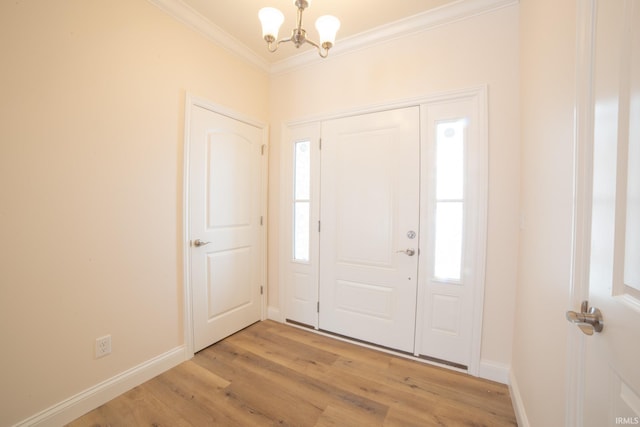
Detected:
[
  {"left": 566, "top": 0, "right": 596, "bottom": 424},
  {"left": 182, "top": 94, "right": 268, "bottom": 359},
  {"left": 278, "top": 86, "right": 488, "bottom": 376}
]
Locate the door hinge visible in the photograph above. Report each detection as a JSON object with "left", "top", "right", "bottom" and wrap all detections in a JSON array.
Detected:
[
  {"left": 319, "top": 138, "right": 322, "bottom": 150},
  {"left": 260, "top": 286, "right": 264, "bottom": 295},
  {"left": 317, "top": 301, "right": 320, "bottom": 313},
  {"left": 318, "top": 220, "right": 321, "bottom": 232},
  {"left": 261, "top": 144, "right": 266, "bottom": 155},
  {"left": 260, "top": 216, "right": 264, "bottom": 226}
]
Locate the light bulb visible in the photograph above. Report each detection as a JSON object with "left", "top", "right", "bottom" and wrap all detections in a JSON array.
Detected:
[
  {"left": 315, "top": 15, "right": 340, "bottom": 47},
  {"left": 259, "top": 7, "right": 285, "bottom": 41}
]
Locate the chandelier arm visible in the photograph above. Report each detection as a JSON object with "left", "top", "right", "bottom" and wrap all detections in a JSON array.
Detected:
[
  {"left": 304, "top": 38, "right": 329, "bottom": 58},
  {"left": 305, "top": 37, "right": 319, "bottom": 49},
  {"left": 266, "top": 37, "right": 292, "bottom": 53},
  {"left": 266, "top": 41, "right": 279, "bottom": 53}
]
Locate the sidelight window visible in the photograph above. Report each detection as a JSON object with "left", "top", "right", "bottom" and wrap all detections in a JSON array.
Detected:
[
  {"left": 433, "top": 119, "right": 467, "bottom": 282},
  {"left": 293, "top": 140, "right": 311, "bottom": 261}
]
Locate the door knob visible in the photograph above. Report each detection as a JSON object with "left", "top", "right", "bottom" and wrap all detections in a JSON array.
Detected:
[
  {"left": 566, "top": 300, "right": 603, "bottom": 335},
  {"left": 193, "top": 239, "right": 211, "bottom": 247},
  {"left": 396, "top": 248, "right": 416, "bottom": 256}
]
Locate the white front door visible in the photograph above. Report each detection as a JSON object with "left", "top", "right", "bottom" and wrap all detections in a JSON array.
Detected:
[
  {"left": 318, "top": 107, "right": 420, "bottom": 353},
  {"left": 574, "top": 1, "right": 640, "bottom": 424},
  {"left": 188, "top": 104, "right": 264, "bottom": 352}
]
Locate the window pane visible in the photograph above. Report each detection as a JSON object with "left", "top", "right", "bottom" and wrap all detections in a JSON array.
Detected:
[
  {"left": 436, "top": 120, "right": 466, "bottom": 200},
  {"left": 625, "top": 98, "right": 640, "bottom": 290},
  {"left": 294, "top": 140, "right": 311, "bottom": 200},
  {"left": 294, "top": 202, "right": 310, "bottom": 261},
  {"left": 434, "top": 201, "right": 463, "bottom": 281}
]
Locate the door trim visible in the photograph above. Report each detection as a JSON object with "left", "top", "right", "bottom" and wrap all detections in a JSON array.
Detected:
[
  {"left": 566, "top": 1, "right": 596, "bottom": 425},
  {"left": 182, "top": 94, "right": 268, "bottom": 358},
  {"left": 278, "top": 86, "right": 488, "bottom": 377}
]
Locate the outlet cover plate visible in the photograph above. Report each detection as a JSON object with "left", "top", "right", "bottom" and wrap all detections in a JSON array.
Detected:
[{"left": 95, "top": 335, "right": 112, "bottom": 358}]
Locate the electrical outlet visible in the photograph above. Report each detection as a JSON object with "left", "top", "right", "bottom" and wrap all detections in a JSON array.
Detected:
[{"left": 95, "top": 335, "right": 112, "bottom": 358}]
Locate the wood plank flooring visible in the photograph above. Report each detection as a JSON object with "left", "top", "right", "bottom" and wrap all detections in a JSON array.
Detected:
[{"left": 68, "top": 320, "right": 517, "bottom": 426}]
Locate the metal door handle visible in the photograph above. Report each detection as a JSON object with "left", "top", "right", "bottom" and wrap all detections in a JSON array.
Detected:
[
  {"left": 396, "top": 248, "right": 416, "bottom": 256},
  {"left": 193, "top": 239, "right": 211, "bottom": 247},
  {"left": 566, "top": 300, "right": 603, "bottom": 335}
]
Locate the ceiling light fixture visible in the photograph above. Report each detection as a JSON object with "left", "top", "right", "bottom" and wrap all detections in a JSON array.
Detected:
[{"left": 259, "top": 0, "right": 340, "bottom": 58}]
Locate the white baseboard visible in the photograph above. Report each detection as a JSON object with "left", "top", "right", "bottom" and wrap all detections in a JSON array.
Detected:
[
  {"left": 267, "top": 306, "right": 282, "bottom": 322},
  {"left": 479, "top": 359, "right": 510, "bottom": 384},
  {"left": 14, "top": 346, "right": 186, "bottom": 427},
  {"left": 509, "top": 369, "right": 531, "bottom": 427}
]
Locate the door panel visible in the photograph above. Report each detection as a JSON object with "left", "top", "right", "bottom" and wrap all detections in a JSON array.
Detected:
[
  {"left": 206, "top": 248, "right": 252, "bottom": 318},
  {"left": 319, "top": 107, "right": 420, "bottom": 353},
  {"left": 430, "top": 294, "right": 461, "bottom": 335},
  {"left": 190, "top": 105, "right": 263, "bottom": 352},
  {"left": 207, "top": 133, "right": 253, "bottom": 228}
]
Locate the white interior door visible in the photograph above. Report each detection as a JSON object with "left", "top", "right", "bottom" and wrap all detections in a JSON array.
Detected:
[
  {"left": 318, "top": 107, "right": 420, "bottom": 353},
  {"left": 575, "top": 1, "right": 640, "bottom": 424},
  {"left": 189, "top": 104, "right": 264, "bottom": 352}
]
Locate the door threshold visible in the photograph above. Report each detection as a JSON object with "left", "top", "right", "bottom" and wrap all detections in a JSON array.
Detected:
[
  {"left": 417, "top": 354, "right": 467, "bottom": 371},
  {"left": 317, "top": 328, "right": 417, "bottom": 358},
  {"left": 285, "top": 318, "right": 315, "bottom": 330},
  {"left": 284, "top": 319, "right": 468, "bottom": 374}
]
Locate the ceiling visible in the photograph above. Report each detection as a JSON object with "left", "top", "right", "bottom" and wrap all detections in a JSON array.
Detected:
[{"left": 178, "top": 0, "right": 458, "bottom": 64}]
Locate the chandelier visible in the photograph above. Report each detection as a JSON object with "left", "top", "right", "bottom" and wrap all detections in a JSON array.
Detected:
[{"left": 258, "top": 0, "right": 340, "bottom": 58}]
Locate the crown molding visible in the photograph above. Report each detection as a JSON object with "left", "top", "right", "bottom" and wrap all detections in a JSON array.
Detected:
[
  {"left": 147, "top": 0, "right": 270, "bottom": 72},
  {"left": 148, "top": 0, "right": 518, "bottom": 75},
  {"left": 271, "top": 0, "right": 519, "bottom": 74}
]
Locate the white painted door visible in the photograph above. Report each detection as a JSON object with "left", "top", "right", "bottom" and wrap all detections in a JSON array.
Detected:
[
  {"left": 576, "top": 1, "right": 640, "bottom": 424},
  {"left": 318, "top": 107, "right": 420, "bottom": 353},
  {"left": 189, "top": 104, "right": 264, "bottom": 352}
]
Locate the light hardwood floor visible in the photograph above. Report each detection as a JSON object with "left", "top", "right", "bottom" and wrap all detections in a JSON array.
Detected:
[{"left": 68, "top": 320, "right": 517, "bottom": 426}]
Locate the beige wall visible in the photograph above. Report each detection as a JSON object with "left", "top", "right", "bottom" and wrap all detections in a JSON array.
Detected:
[
  {"left": 267, "top": 5, "right": 520, "bottom": 368},
  {"left": 0, "top": 1, "right": 268, "bottom": 425},
  {"left": 512, "top": 0, "right": 577, "bottom": 424}
]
